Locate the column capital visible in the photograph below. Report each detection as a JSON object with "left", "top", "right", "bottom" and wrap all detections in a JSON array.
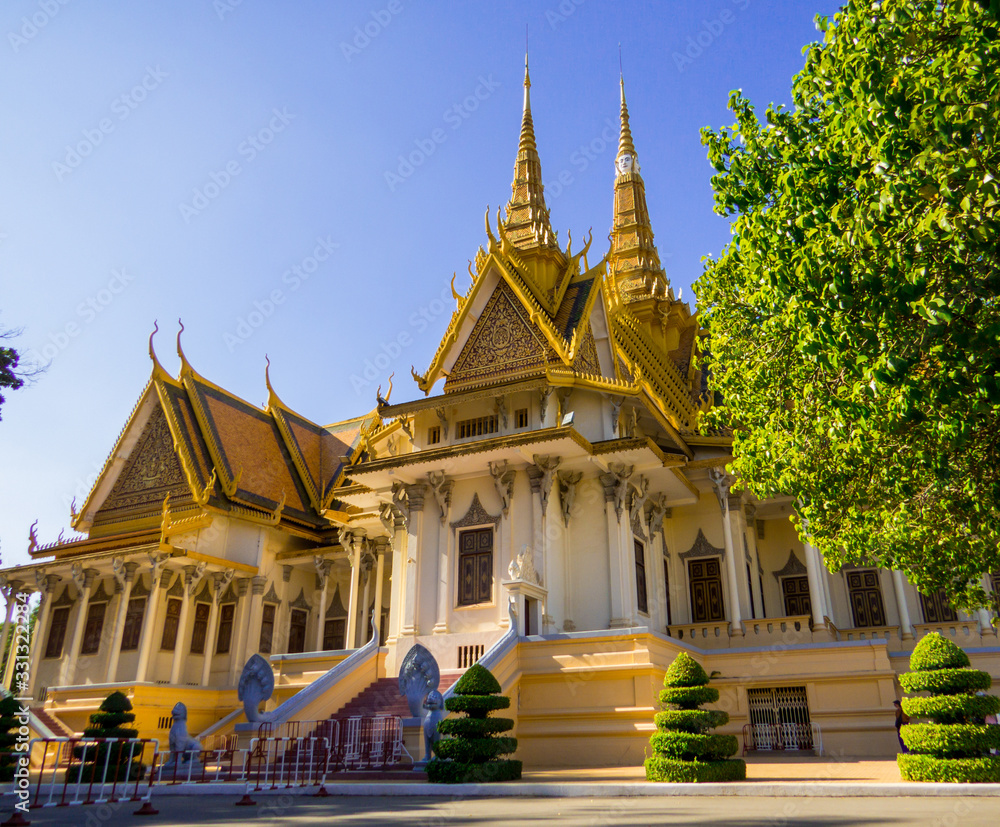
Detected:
[
  {"left": 708, "top": 467, "right": 732, "bottom": 513},
  {"left": 281, "top": 565, "right": 293, "bottom": 583},
  {"left": 251, "top": 574, "right": 267, "bottom": 596},
  {"left": 404, "top": 482, "right": 428, "bottom": 512},
  {"left": 236, "top": 577, "right": 251, "bottom": 597}
]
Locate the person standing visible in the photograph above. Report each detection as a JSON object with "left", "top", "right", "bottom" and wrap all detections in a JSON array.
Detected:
[{"left": 893, "top": 700, "right": 910, "bottom": 753}]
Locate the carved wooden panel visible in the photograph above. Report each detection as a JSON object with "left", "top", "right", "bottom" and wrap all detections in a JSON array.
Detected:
[
  {"left": 846, "top": 569, "right": 886, "bottom": 627},
  {"left": 781, "top": 575, "right": 812, "bottom": 617},
  {"left": 572, "top": 323, "right": 601, "bottom": 375},
  {"left": 94, "top": 405, "right": 191, "bottom": 527},
  {"left": 447, "top": 281, "right": 547, "bottom": 389},
  {"left": 688, "top": 558, "right": 725, "bottom": 623}
]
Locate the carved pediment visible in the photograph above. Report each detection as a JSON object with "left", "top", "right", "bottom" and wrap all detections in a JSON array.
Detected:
[
  {"left": 165, "top": 573, "right": 184, "bottom": 597},
  {"left": 130, "top": 574, "right": 150, "bottom": 598},
  {"left": 52, "top": 586, "right": 75, "bottom": 607},
  {"left": 450, "top": 493, "right": 501, "bottom": 529},
  {"left": 327, "top": 586, "right": 347, "bottom": 617},
  {"left": 90, "top": 580, "right": 113, "bottom": 604},
  {"left": 678, "top": 528, "right": 725, "bottom": 561},
  {"left": 773, "top": 549, "right": 808, "bottom": 581},
  {"left": 289, "top": 588, "right": 311, "bottom": 611},
  {"left": 446, "top": 280, "right": 548, "bottom": 389},
  {"left": 263, "top": 583, "right": 280, "bottom": 605},
  {"left": 94, "top": 405, "right": 190, "bottom": 527}
]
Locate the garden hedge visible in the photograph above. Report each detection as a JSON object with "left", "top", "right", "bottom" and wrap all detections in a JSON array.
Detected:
[
  {"left": 897, "top": 633, "right": 1000, "bottom": 783},
  {"left": 645, "top": 653, "right": 745, "bottom": 782},
  {"left": 70, "top": 691, "right": 144, "bottom": 782}
]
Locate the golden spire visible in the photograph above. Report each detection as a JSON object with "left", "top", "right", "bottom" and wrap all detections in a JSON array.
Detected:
[
  {"left": 608, "top": 73, "right": 668, "bottom": 306},
  {"left": 502, "top": 52, "right": 558, "bottom": 253},
  {"left": 617, "top": 75, "right": 638, "bottom": 170}
]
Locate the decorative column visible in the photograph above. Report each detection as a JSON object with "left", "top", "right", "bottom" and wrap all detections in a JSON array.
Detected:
[
  {"left": 556, "top": 471, "right": 582, "bottom": 632},
  {"left": 372, "top": 538, "right": 389, "bottom": 643},
  {"left": 135, "top": 555, "right": 169, "bottom": 682},
  {"left": 977, "top": 576, "right": 996, "bottom": 637},
  {"left": 802, "top": 542, "right": 830, "bottom": 630},
  {"left": 891, "top": 569, "right": 914, "bottom": 640},
  {"left": 27, "top": 573, "right": 60, "bottom": 698},
  {"left": 601, "top": 463, "right": 633, "bottom": 628},
  {"left": 530, "top": 456, "right": 560, "bottom": 603},
  {"left": 278, "top": 565, "right": 294, "bottom": 654},
  {"left": 744, "top": 505, "right": 764, "bottom": 619},
  {"left": 63, "top": 565, "right": 99, "bottom": 685},
  {"left": 245, "top": 574, "right": 267, "bottom": 657},
  {"left": 0, "top": 578, "right": 22, "bottom": 681},
  {"left": 170, "top": 564, "right": 205, "bottom": 685},
  {"left": 201, "top": 570, "right": 234, "bottom": 686},
  {"left": 385, "top": 508, "right": 406, "bottom": 645},
  {"left": 105, "top": 560, "right": 139, "bottom": 682},
  {"left": 429, "top": 471, "right": 454, "bottom": 635},
  {"left": 1, "top": 580, "right": 25, "bottom": 690},
  {"left": 228, "top": 578, "right": 252, "bottom": 683},
  {"left": 709, "top": 469, "right": 744, "bottom": 637},
  {"left": 314, "top": 558, "right": 332, "bottom": 651},
  {"left": 400, "top": 484, "right": 426, "bottom": 637},
  {"left": 358, "top": 550, "right": 375, "bottom": 645},
  {"left": 340, "top": 528, "right": 364, "bottom": 647}
]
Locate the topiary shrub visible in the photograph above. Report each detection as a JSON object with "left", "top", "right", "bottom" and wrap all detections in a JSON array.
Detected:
[
  {"left": 898, "top": 633, "right": 1000, "bottom": 783},
  {"left": 427, "top": 663, "right": 520, "bottom": 783},
  {"left": 645, "top": 652, "right": 746, "bottom": 783},
  {"left": 0, "top": 696, "right": 22, "bottom": 782},
  {"left": 69, "top": 691, "right": 144, "bottom": 782}
]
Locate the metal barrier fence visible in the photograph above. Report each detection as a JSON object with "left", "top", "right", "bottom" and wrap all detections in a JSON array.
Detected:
[
  {"left": 14, "top": 719, "right": 410, "bottom": 818},
  {"left": 28, "top": 737, "right": 158, "bottom": 814},
  {"left": 257, "top": 715, "right": 408, "bottom": 772}
]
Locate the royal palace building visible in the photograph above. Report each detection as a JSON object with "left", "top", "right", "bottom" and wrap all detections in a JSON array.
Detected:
[{"left": 3, "top": 62, "right": 999, "bottom": 765}]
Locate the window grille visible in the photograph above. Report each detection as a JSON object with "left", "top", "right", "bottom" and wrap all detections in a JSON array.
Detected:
[
  {"left": 456, "top": 415, "right": 498, "bottom": 439},
  {"left": 458, "top": 644, "right": 485, "bottom": 668},
  {"left": 746, "top": 686, "right": 813, "bottom": 750}
]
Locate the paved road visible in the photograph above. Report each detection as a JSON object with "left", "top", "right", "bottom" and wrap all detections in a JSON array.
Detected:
[{"left": 14, "top": 794, "right": 997, "bottom": 826}]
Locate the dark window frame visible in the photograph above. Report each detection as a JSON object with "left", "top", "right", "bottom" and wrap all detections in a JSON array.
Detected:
[
  {"left": 457, "top": 527, "right": 494, "bottom": 607},
  {"left": 635, "top": 539, "right": 648, "bottom": 615},
  {"left": 121, "top": 596, "right": 146, "bottom": 651},
  {"left": 259, "top": 603, "right": 277, "bottom": 654},
  {"left": 160, "top": 597, "right": 183, "bottom": 651},
  {"left": 189, "top": 602, "right": 211, "bottom": 654},
  {"left": 44, "top": 606, "right": 71, "bottom": 659},
  {"left": 80, "top": 601, "right": 107, "bottom": 656},
  {"left": 288, "top": 608, "right": 308, "bottom": 654},
  {"left": 216, "top": 603, "right": 236, "bottom": 655}
]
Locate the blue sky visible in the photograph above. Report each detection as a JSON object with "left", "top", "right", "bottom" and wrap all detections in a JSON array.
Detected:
[{"left": 0, "top": 0, "right": 841, "bottom": 568}]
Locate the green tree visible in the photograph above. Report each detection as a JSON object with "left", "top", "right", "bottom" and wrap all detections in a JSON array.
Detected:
[
  {"left": 696, "top": 0, "right": 1000, "bottom": 608},
  {"left": 0, "top": 319, "right": 37, "bottom": 422}
]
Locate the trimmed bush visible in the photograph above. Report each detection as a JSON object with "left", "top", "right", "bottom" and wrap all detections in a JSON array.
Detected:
[
  {"left": 898, "top": 754, "right": 1000, "bottom": 783},
  {"left": 69, "top": 691, "right": 143, "bottom": 783},
  {"left": 902, "top": 694, "right": 1000, "bottom": 724},
  {"left": 899, "top": 668, "right": 992, "bottom": 696},
  {"left": 0, "top": 696, "right": 22, "bottom": 782},
  {"left": 645, "top": 653, "right": 745, "bottom": 783},
  {"left": 427, "top": 663, "right": 521, "bottom": 784},
  {"left": 898, "top": 633, "right": 1000, "bottom": 783}
]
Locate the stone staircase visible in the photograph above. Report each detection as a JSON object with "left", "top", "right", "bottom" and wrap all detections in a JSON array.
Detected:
[
  {"left": 334, "top": 671, "right": 463, "bottom": 719},
  {"left": 31, "top": 706, "right": 76, "bottom": 738}
]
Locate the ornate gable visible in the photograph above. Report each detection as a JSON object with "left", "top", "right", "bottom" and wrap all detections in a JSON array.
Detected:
[
  {"left": 93, "top": 405, "right": 191, "bottom": 529},
  {"left": 445, "top": 280, "right": 548, "bottom": 391}
]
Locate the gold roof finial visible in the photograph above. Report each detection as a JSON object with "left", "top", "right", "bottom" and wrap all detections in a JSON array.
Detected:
[
  {"left": 503, "top": 48, "right": 557, "bottom": 254},
  {"left": 618, "top": 71, "right": 637, "bottom": 168}
]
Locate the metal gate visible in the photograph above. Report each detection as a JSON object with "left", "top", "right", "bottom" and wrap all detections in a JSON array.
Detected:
[{"left": 746, "top": 686, "right": 813, "bottom": 750}]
